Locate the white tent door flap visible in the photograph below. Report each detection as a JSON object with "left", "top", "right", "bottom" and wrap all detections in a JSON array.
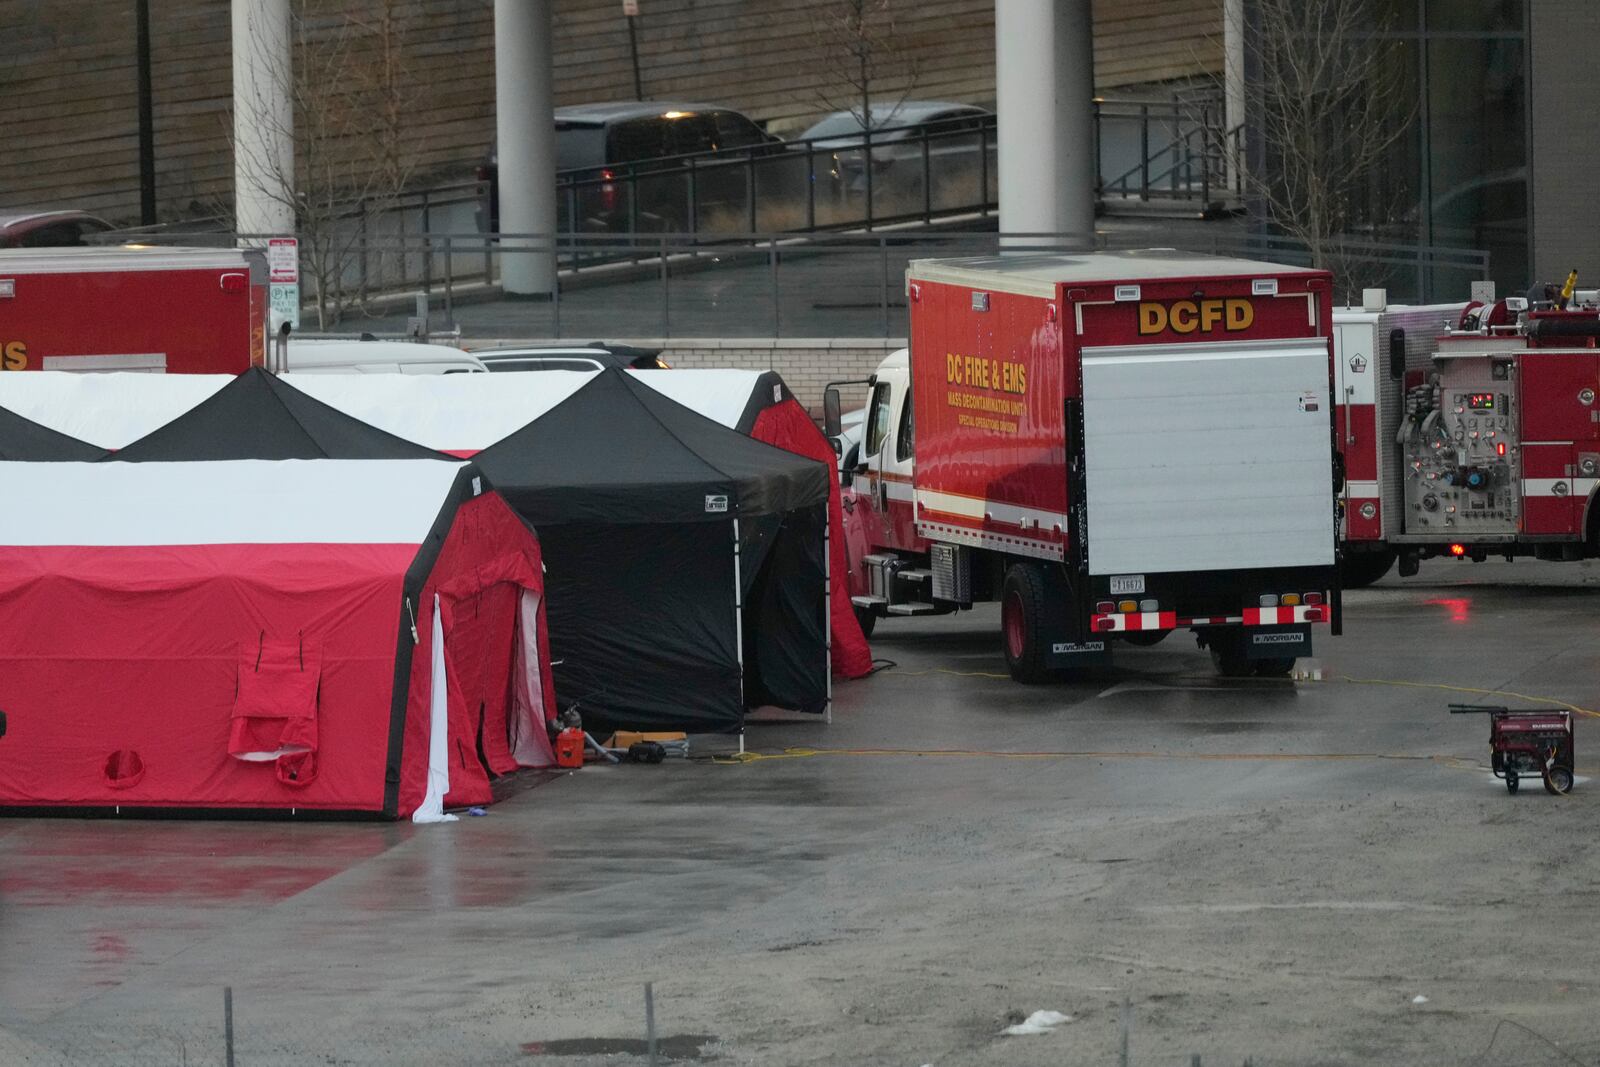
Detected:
[
  {"left": 1081, "top": 338, "right": 1336, "bottom": 575},
  {"left": 412, "top": 594, "right": 458, "bottom": 824},
  {"left": 510, "top": 589, "right": 555, "bottom": 769}
]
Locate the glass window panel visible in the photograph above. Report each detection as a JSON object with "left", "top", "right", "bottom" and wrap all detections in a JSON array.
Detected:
[
  {"left": 1426, "top": 35, "right": 1527, "bottom": 289},
  {"left": 1425, "top": 0, "right": 1524, "bottom": 33},
  {"left": 864, "top": 383, "right": 892, "bottom": 457},
  {"left": 1367, "top": 0, "right": 1422, "bottom": 32}
]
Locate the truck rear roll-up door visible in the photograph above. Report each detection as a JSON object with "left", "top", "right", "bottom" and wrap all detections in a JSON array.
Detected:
[{"left": 1081, "top": 338, "right": 1335, "bottom": 575}]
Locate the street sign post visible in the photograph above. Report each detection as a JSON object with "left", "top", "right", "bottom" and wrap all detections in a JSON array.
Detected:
[{"left": 267, "top": 236, "right": 300, "bottom": 329}]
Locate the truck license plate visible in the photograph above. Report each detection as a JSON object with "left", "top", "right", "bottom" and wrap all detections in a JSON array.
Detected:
[{"left": 1109, "top": 574, "right": 1145, "bottom": 595}]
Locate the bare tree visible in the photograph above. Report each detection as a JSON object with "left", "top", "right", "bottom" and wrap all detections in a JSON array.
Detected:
[
  {"left": 232, "top": 0, "right": 417, "bottom": 329},
  {"left": 1222, "top": 0, "right": 1418, "bottom": 294},
  {"left": 809, "top": 0, "right": 921, "bottom": 132}
]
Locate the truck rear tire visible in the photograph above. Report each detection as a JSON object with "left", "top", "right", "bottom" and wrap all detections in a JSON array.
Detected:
[
  {"left": 1339, "top": 549, "right": 1397, "bottom": 589},
  {"left": 1207, "top": 631, "right": 1253, "bottom": 678},
  {"left": 1253, "top": 657, "right": 1296, "bottom": 678},
  {"left": 1001, "top": 564, "right": 1053, "bottom": 684},
  {"left": 853, "top": 605, "right": 877, "bottom": 638}
]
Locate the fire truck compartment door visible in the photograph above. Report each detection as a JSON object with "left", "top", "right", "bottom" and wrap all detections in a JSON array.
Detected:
[{"left": 1081, "top": 338, "right": 1336, "bottom": 575}]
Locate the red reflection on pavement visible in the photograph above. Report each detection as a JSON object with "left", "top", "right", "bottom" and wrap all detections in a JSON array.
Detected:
[{"left": 1424, "top": 597, "right": 1471, "bottom": 624}]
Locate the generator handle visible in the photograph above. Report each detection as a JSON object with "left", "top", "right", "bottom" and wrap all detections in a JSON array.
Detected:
[{"left": 1449, "top": 703, "right": 1509, "bottom": 714}]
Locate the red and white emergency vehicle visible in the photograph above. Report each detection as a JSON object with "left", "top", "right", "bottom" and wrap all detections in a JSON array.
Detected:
[
  {"left": 1332, "top": 282, "right": 1600, "bottom": 581},
  {"left": 0, "top": 246, "right": 267, "bottom": 374},
  {"left": 828, "top": 251, "right": 1343, "bottom": 681}
]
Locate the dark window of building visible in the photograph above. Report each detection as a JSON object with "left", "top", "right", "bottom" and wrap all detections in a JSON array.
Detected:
[
  {"left": 1426, "top": 32, "right": 1527, "bottom": 289},
  {"left": 1426, "top": 0, "right": 1524, "bottom": 33}
]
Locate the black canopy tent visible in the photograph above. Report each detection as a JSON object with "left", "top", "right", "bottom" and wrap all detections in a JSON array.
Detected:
[
  {"left": 107, "top": 368, "right": 448, "bottom": 461},
  {"left": 0, "top": 405, "right": 103, "bottom": 461},
  {"left": 475, "top": 369, "right": 833, "bottom": 739}
]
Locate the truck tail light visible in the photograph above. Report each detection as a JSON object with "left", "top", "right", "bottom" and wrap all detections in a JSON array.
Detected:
[
  {"left": 1450, "top": 543, "right": 1466, "bottom": 557},
  {"left": 1116, "top": 600, "right": 1138, "bottom": 613},
  {"left": 600, "top": 168, "right": 618, "bottom": 212},
  {"left": 1258, "top": 594, "right": 1279, "bottom": 607},
  {"left": 1093, "top": 617, "right": 1116, "bottom": 632},
  {"left": 1280, "top": 593, "right": 1302, "bottom": 606},
  {"left": 1138, "top": 599, "right": 1157, "bottom": 611},
  {"left": 1304, "top": 592, "right": 1325, "bottom": 606},
  {"left": 1095, "top": 600, "right": 1114, "bottom": 613},
  {"left": 219, "top": 272, "right": 247, "bottom": 293},
  {"left": 1303, "top": 607, "right": 1326, "bottom": 622}
]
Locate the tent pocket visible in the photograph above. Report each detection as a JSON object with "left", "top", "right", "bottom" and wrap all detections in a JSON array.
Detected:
[
  {"left": 103, "top": 749, "right": 145, "bottom": 789},
  {"left": 230, "top": 636, "right": 321, "bottom": 780}
]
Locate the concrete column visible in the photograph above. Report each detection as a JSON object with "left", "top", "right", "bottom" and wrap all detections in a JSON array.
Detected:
[
  {"left": 495, "top": 0, "right": 557, "bottom": 296},
  {"left": 232, "top": 0, "right": 295, "bottom": 238},
  {"left": 1223, "top": 0, "right": 1246, "bottom": 190},
  {"left": 996, "top": 0, "right": 1095, "bottom": 247}
]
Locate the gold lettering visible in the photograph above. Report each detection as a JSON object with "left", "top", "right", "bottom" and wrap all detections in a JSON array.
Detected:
[
  {"left": 1138, "top": 303, "right": 1167, "bottom": 335},
  {"left": 1169, "top": 301, "right": 1199, "bottom": 333}
]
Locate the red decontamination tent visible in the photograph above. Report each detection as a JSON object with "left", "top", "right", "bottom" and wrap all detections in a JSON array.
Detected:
[{"left": 0, "top": 459, "right": 557, "bottom": 819}]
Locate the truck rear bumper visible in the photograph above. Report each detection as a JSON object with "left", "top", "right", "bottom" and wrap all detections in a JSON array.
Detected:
[{"left": 1091, "top": 604, "right": 1325, "bottom": 632}]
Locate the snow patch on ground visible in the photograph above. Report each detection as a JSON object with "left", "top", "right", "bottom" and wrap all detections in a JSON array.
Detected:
[{"left": 1001, "top": 1010, "right": 1070, "bottom": 1036}]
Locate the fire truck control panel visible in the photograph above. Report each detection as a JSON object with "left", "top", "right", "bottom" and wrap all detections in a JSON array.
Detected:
[{"left": 1399, "top": 358, "right": 1521, "bottom": 537}]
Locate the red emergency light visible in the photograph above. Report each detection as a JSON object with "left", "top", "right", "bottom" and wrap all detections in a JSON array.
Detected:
[{"left": 1449, "top": 543, "right": 1467, "bottom": 557}]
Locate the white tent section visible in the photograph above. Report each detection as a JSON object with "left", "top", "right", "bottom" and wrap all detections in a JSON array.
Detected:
[
  {"left": 0, "top": 372, "right": 230, "bottom": 449},
  {"left": 282, "top": 371, "right": 597, "bottom": 453},
  {"left": 286, "top": 368, "right": 780, "bottom": 453},
  {"left": 0, "top": 460, "right": 465, "bottom": 545},
  {"left": 632, "top": 369, "right": 778, "bottom": 429},
  {"left": 0, "top": 367, "right": 788, "bottom": 456}
]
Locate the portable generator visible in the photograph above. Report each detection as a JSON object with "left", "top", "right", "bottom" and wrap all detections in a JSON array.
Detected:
[{"left": 1451, "top": 703, "right": 1575, "bottom": 795}]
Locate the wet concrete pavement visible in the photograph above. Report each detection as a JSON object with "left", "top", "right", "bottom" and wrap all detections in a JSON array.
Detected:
[{"left": 3, "top": 560, "right": 1600, "bottom": 1065}]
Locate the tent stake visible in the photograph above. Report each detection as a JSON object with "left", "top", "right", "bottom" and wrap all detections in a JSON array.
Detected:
[
  {"left": 823, "top": 509, "right": 833, "bottom": 724},
  {"left": 732, "top": 516, "right": 744, "bottom": 718},
  {"left": 645, "top": 982, "right": 657, "bottom": 1067}
]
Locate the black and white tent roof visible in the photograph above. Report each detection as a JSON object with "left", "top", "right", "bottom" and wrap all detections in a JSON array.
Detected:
[
  {"left": 474, "top": 368, "right": 830, "bottom": 524},
  {"left": 0, "top": 405, "right": 103, "bottom": 461},
  {"left": 110, "top": 368, "right": 447, "bottom": 462}
]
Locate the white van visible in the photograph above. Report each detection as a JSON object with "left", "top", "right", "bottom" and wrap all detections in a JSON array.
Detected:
[{"left": 283, "top": 339, "right": 488, "bottom": 375}]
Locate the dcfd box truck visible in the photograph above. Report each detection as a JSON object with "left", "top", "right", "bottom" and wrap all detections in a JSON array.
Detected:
[{"left": 830, "top": 251, "right": 1342, "bottom": 680}]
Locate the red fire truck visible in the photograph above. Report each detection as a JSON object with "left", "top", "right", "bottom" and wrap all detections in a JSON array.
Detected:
[
  {"left": 1332, "top": 283, "right": 1600, "bottom": 582},
  {"left": 827, "top": 251, "right": 1343, "bottom": 681},
  {"left": 0, "top": 246, "right": 267, "bottom": 374}
]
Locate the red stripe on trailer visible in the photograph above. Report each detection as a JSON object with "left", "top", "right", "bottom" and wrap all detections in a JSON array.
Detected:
[
  {"left": 1244, "top": 606, "right": 1325, "bottom": 625},
  {"left": 1091, "top": 611, "right": 1177, "bottom": 632}
]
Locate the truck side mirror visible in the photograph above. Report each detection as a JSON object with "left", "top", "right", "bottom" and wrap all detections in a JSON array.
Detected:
[
  {"left": 1388, "top": 327, "right": 1406, "bottom": 381},
  {"left": 823, "top": 387, "right": 842, "bottom": 439}
]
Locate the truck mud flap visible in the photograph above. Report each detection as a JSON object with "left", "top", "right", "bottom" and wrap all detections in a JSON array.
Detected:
[
  {"left": 1245, "top": 624, "right": 1313, "bottom": 660},
  {"left": 1046, "top": 640, "right": 1112, "bottom": 669}
]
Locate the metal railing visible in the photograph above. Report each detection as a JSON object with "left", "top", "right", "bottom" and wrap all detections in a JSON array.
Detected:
[
  {"left": 104, "top": 103, "right": 1244, "bottom": 283},
  {"left": 546, "top": 115, "right": 1000, "bottom": 237},
  {"left": 1095, "top": 100, "right": 1245, "bottom": 210},
  {"left": 122, "top": 228, "right": 1489, "bottom": 340}
]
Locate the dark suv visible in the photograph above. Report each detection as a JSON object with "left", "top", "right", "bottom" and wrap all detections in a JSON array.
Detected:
[{"left": 481, "top": 102, "right": 782, "bottom": 233}]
